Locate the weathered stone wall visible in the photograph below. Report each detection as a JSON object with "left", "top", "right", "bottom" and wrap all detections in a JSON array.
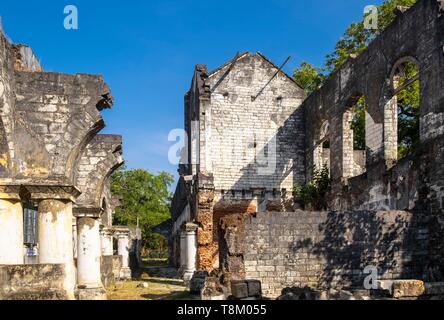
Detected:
[
  {"left": 74, "top": 134, "right": 123, "bottom": 210},
  {"left": 112, "top": 255, "right": 122, "bottom": 280},
  {"left": 206, "top": 52, "right": 306, "bottom": 192},
  {"left": 12, "top": 44, "right": 43, "bottom": 72},
  {"left": 0, "top": 31, "right": 16, "bottom": 178},
  {"left": 0, "top": 264, "right": 68, "bottom": 300},
  {"left": 172, "top": 0, "right": 444, "bottom": 287},
  {"left": 304, "top": 0, "right": 443, "bottom": 204},
  {"left": 101, "top": 256, "right": 116, "bottom": 288},
  {"left": 301, "top": 0, "right": 444, "bottom": 277},
  {"left": 0, "top": 26, "right": 123, "bottom": 300},
  {"left": 220, "top": 211, "right": 429, "bottom": 298},
  {"left": 180, "top": 53, "right": 307, "bottom": 272}
]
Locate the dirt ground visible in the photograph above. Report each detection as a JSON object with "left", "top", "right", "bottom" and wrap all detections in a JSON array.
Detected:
[{"left": 107, "top": 259, "right": 198, "bottom": 300}]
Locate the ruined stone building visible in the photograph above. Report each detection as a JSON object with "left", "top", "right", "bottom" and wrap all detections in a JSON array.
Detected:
[
  {"left": 172, "top": 0, "right": 444, "bottom": 298},
  {"left": 0, "top": 26, "right": 136, "bottom": 300}
]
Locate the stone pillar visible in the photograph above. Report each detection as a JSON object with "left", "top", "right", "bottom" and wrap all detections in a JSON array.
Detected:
[
  {"left": 342, "top": 109, "right": 355, "bottom": 179},
  {"left": 76, "top": 216, "right": 106, "bottom": 300},
  {"left": 0, "top": 199, "right": 24, "bottom": 265},
  {"left": 384, "top": 94, "right": 398, "bottom": 167},
  {"left": 183, "top": 223, "right": 198, "bottom": 282},
  {"left": 117, "top": 232, "right": 131, "bottom": 280},
  {"left": 38, "top": 199, "right": 76, "bottom": 300},
  {"left": 100, "top": 227, "right": 114, "bottom": 256},
  {"left": 179, "top": 231, "right": 187, "bottom": 274},
  {"left": 72, "top": 217, "right": 78, "bottom": 259}
]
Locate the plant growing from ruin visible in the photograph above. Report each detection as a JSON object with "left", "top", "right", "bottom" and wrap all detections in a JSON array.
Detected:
[{"left": 293, "top": 165, "right": 331, "bottom": 210}]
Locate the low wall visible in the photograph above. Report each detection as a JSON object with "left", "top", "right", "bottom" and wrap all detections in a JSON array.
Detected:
[
  {"left": 220, "top": 210, "right": 430, "bottom": 298},
  {"left": 0, "top": 264, "right": 68, "bottom": 300},
  {"left": 101, "top": 256, "right": 115, "bottom": 288},
  {"left": 112, "top": 255, "right": 122, "bottom": 280}
]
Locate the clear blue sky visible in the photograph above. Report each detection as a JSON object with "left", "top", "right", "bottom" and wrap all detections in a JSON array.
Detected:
[{"left": 0, "top": 0, "right": 383, "bottom": 183}]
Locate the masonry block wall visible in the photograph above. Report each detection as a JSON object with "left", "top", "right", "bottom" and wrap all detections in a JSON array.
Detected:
[
  {"left": 221, "top": 211, "right": 429, "bottom": 298},
  {"left": 303, "top": 0, "right": 444, "bottom": 211},
  {"left": 0, "top": 26, "right": 125, "bottom": 300},
  {"left": 171, "top": 0, "right": 444, "bottom": 286},
  {"left": 206, "top": 52, "right": 306, "bottom": 192},
  {"left": 179, "top": 53, "right": 308, "bottom": 271},
  {"left": 0, "top": 264, "right": 68, "bottom": 300}
]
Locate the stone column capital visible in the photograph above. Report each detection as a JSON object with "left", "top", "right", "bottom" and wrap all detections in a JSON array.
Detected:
[
  {"left": 73, "top": 206, "right": 103, "bottom": 218},
  {"left": 100, "top": 226, "right": 115, "bottom": 236},
  {"left": 113, "top": 226, "right": 131, "bottom": 238},
  {"left": 183, "top": 222, "right": 198, "bottom": 234}
]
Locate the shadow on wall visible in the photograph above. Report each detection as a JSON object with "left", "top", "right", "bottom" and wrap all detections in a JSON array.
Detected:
[
  {"left": 290, "top": 210, "right": 429, "bottom": 289},
  {"left": 210, "top": 110, "right": 305, "bottom": 271}
]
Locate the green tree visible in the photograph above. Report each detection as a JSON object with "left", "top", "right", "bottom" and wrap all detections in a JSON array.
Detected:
[
  {"left": 396, "top": 61, "right": 420, "bottom": 158},
  {"left": 293, "top": 61, "right": 326, "bottom": 93},
  {"left": 110, "top": 167, "right": 174, "bottom": 254},
  {"left": 293, "top": 0, "right": 418, "bottom": 157},
  {"left": 351, "top": 97, "right": 367, "bottom": 151}
]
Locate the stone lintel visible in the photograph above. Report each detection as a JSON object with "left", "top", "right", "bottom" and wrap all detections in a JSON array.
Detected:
[
  {"left": 73, "top": 207, "right": 103, "bottom": 218},
  {"left": 0, "top": 184, "right": 80, "bottom": 202},
  {"left": 25, "top": 185, "right": 81, "bottom": 202},
  {"left": 0, "top": 185, "right": 22, "bottom": 200}
]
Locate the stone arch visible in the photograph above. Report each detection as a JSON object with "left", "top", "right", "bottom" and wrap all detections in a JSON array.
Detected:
[
  {"left": 384, "top": 55, "right": 420, "bottom": 164},
  {"left": 68, "top": 118, "right": 105, "bottom": 183},
  {"left": 93, "top": 148, "right": 123, "bottom": 208}
]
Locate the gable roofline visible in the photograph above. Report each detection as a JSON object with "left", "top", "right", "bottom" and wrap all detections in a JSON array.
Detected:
[{"left": 208, "top": 51, "right": 304, "bottom": 91}]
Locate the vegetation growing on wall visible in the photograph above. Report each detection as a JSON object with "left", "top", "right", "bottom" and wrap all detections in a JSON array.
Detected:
[{"left": 293, "top": 166, "right": 331, "bottom": 210}]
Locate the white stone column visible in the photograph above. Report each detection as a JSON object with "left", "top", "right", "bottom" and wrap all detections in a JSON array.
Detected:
[
  {"left": 183, "top": 223, "right": 198, "bottom": 282},
  {"left": 117, "top": 232, "right": 131, "bottom": 280},
  {"left": 0, "top": 199, "right": 24, "bottom": 265},
  {"left": 100, "top": 228, "right": 114, "bottom": 256},
  {"left": 76, "top": 216, "right": 106, "bottom": 300},
  {"left": 77, "top": 218, "right": 101, "bottom": 284},
  {"left": 38, "top": 199, "right": 76, "bottom": 300},
  {"left": 179, "top": 231, "right": 187, "bottom": 273},
  {"left": 72, "top": 217, "right": 78, "bottom": 259}
]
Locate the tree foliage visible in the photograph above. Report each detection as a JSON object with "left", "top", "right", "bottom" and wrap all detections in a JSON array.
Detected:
[
  {"left": 351, "top": 97, "right": 367, "bottom": 151},
  {"left": 110, "top": 167, "right": 174, "bottom": 252},
  {"left": 396, "top": 61, "right": 420, "bottom": 158},
  {"left": 293, "top": 0, "right": 419, "bottom": 158}
]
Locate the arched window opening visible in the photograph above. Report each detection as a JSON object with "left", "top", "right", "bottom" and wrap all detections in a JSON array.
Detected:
[
  {"left": 314, "top": 120, "right": 330, "bottom": 174},
  {"left": 391, "top": 58, "right": 420, "bottom": 160},
  {"left": 343, "top": 95, "right": 367, "bottom": 178}
]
